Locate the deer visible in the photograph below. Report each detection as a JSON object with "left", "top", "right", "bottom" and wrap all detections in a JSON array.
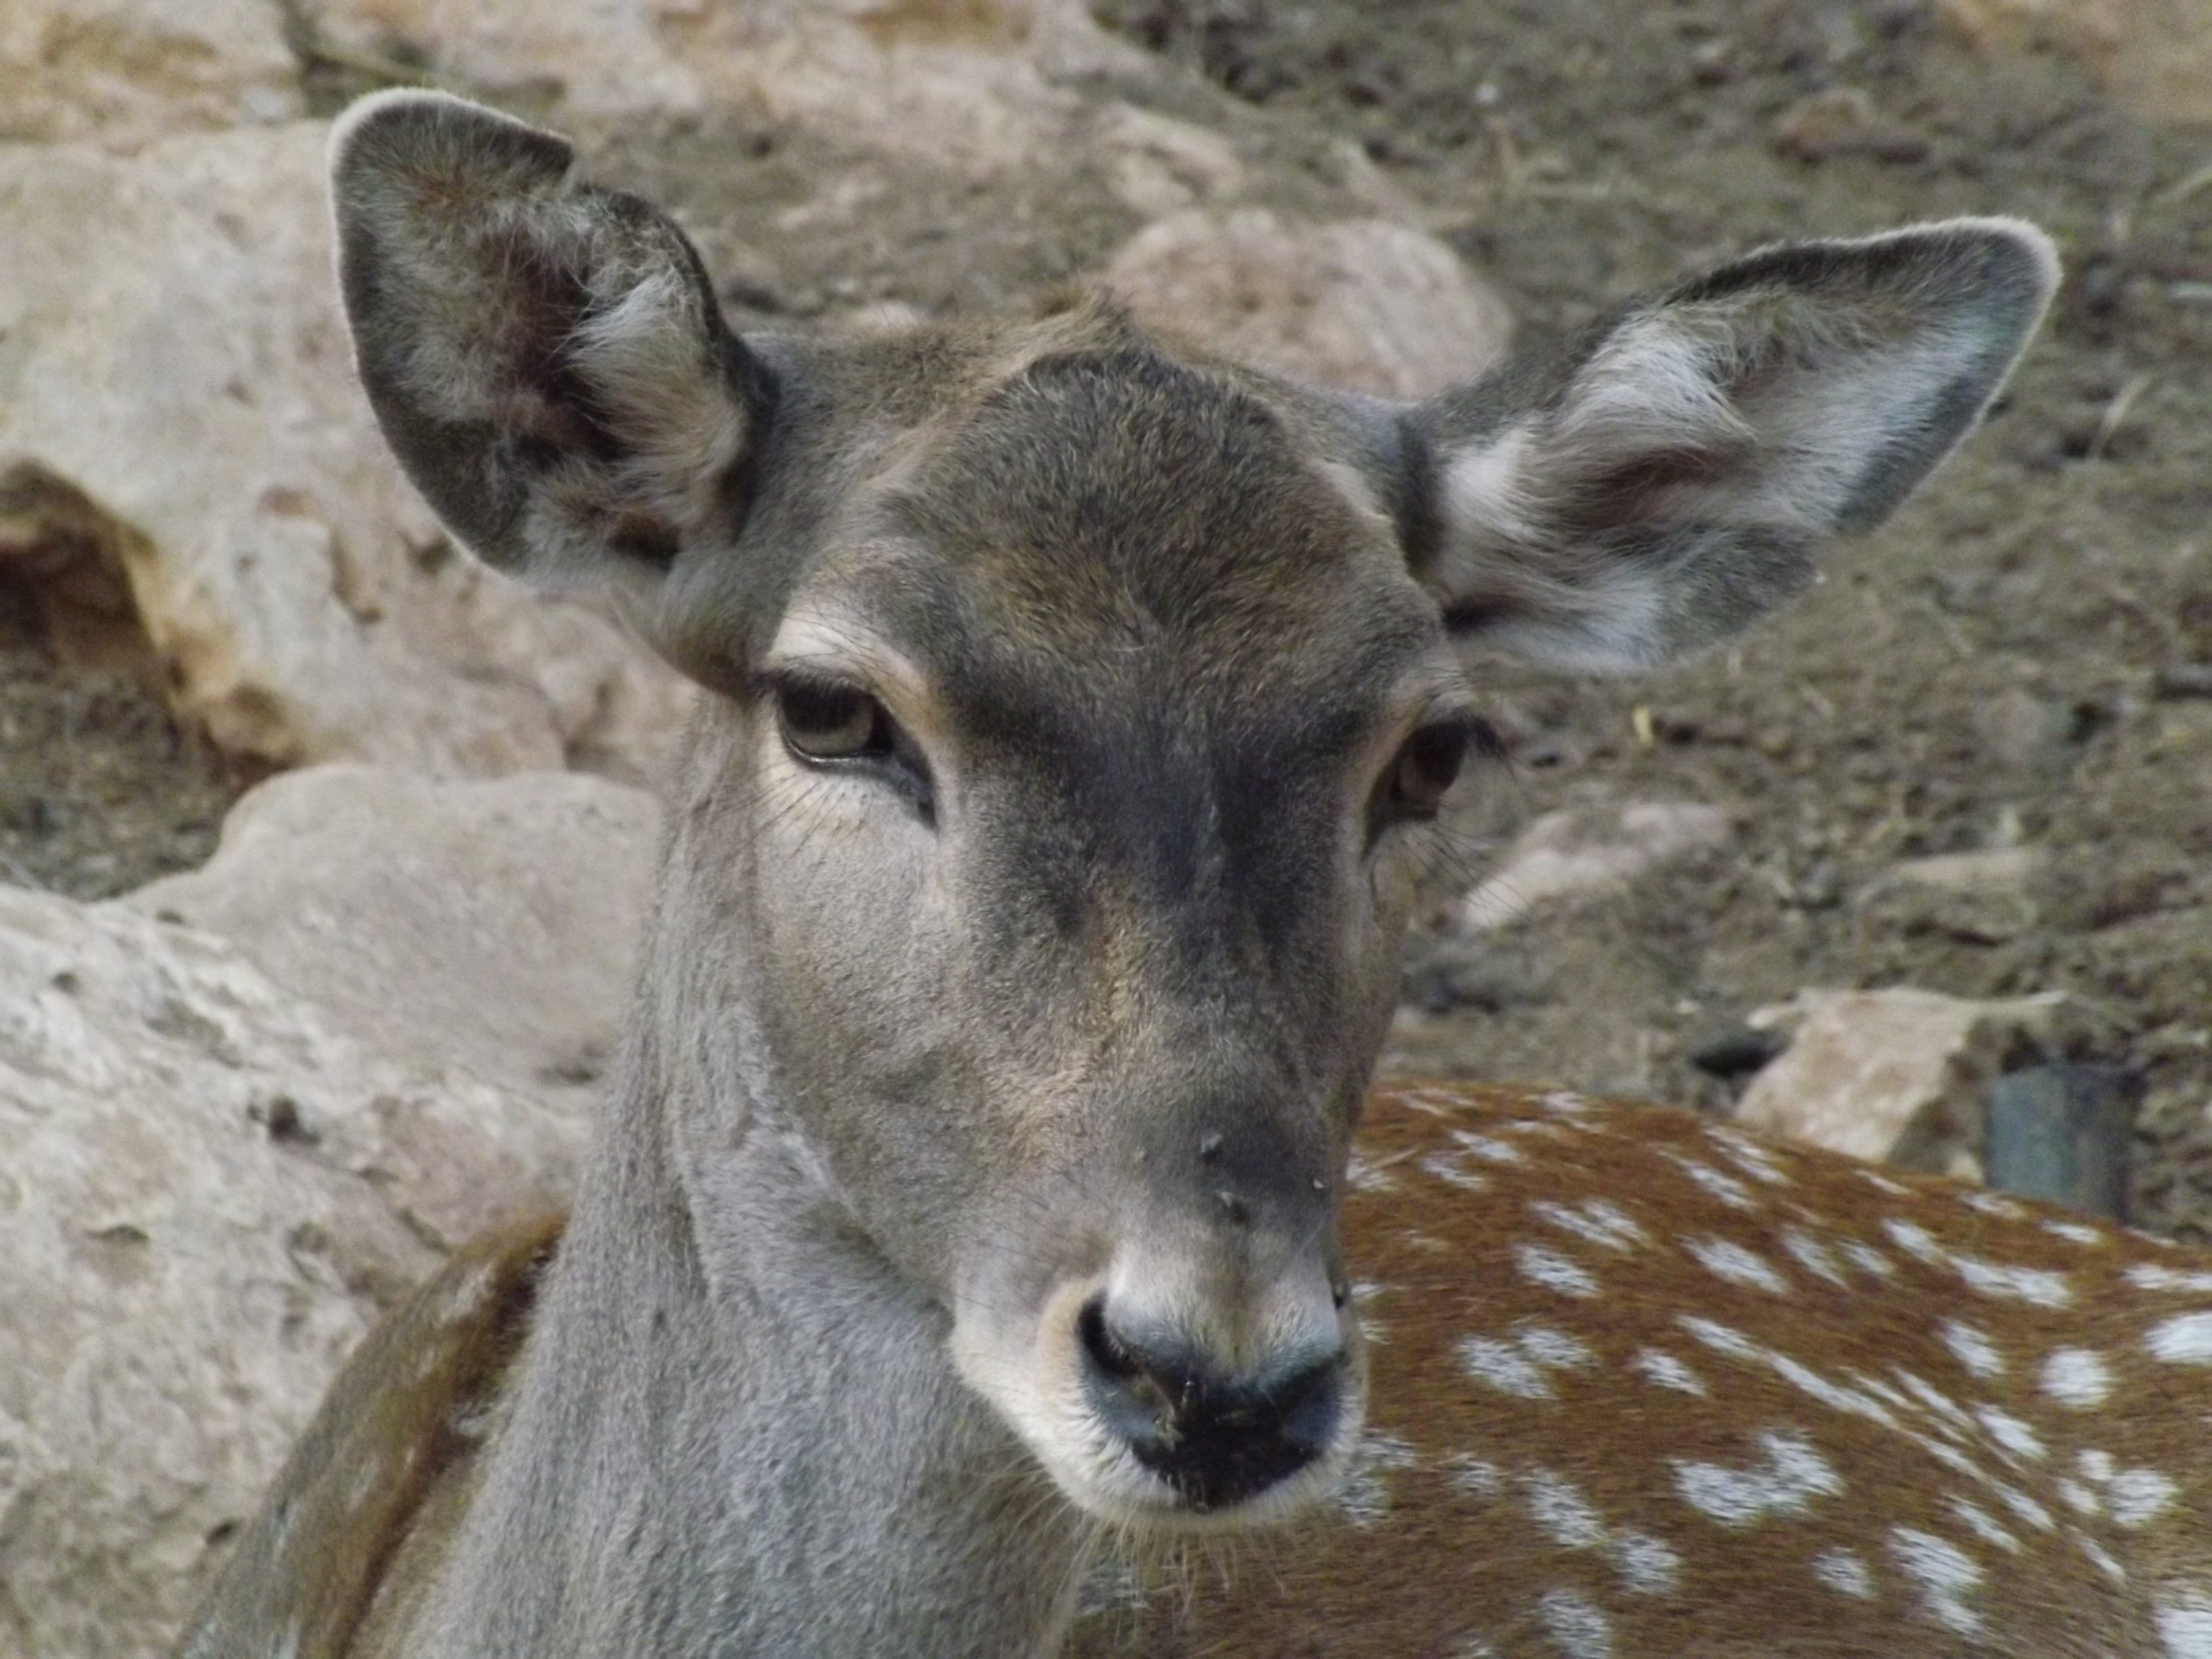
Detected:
[{"left": 170, "top": 86, "right": 2127, "bottom": 1657}]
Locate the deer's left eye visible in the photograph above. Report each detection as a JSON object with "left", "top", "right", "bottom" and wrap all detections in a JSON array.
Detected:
[
  {"left": 1370, "top": 716, "right": 1498, "bottom": 838},
  {"left": 777, "top": 679, "right": 888, "bottom": 762}
]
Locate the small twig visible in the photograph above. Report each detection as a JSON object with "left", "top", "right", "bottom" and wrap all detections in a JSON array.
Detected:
[
  {"left": 2156, "top": 157, "right": 2212, "bottom": 206},
  {"left": 2087, "top": 371, "right": 2154, "bottom": 461}
]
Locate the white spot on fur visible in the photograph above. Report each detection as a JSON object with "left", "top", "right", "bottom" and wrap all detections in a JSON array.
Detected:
[
  {"left": 1421, "top": 1150, "right": 1492, "bottom": 1192},
  {"left": 1974, "top": 1406, "right": 2043, "bottom": 1461},
  {"left": 1963, "top": 1191, "right": 2027, "bottom": 1220},
  {"left": 1519, "top": 1323, "right": 1598, "bottom": 1372},
  {"left": 1889, "top": 1526, "right": 1983, "bottom": 1635},
  {"left": 1460, "top": 1336, "right": 1549, "bottom": 1398},
  {"left": 1517, "top": 1242, "right": 1601, "bottom": 1299},
  {"left": 1447, "top": 1454, "right": 1505, "bottom": 1500},
  {"left": 1634, "top": 1348, "right": 1707, "bottom": 1396},
  {"left": 1523, "top": 1469, "right": 1607, "bottom": 1550},
  {"left": 1991, "top": 1483, "right": 2056, "bottom": 1532},
  {"left": 1453, "top": 1130, "right": 1526, "bottom": 1165},
  {"left": 2110, "top": 1468, "right": 2178, "bottom": 1527},
  {"left": 2129, "top": 1264, "right": 2212, "bottom": 1293},
  {"left": 2043, "top": 1219, "right": 2107, "bottom": 1247},
  {"left": 1858, "top": 1169, "right": 1911, "bottom": 1198},
  {"left": 1678, "top": 1315, "right": 1760, "bottom": 1363},
  {"left": 2041, "top": 1347, "right": 2115, "bottom": 1407},
  {"left": 2155, "top": 1589, "right": 2212, "bottom": 1658},
  {"left": 1334, "top": 1431, "right": 1422, "bottom": 1529},
  {"left": 1884, "top": 1218, "right": 1944, "bottom": 1264},
  {"left": 1673, "top": 1428, "right": 1842, "bottom": 1526},
  {"left": 2075, "top": 1532, "right": 2127, "bottom": 1584},
  {"left": 1531, "top": 1198, "right": 1649, "bottom": 1253},
  {"left": 1841, "top": 1241, "right": 1897, "bottom": 1279},
  {"left": 1940, "top": 1321, "right": 2004, "bottom": 1378},
  {"left": 1536, "top": 1587, "right": 1613, "bottom": 1659},
  {"left": 1686, "top": 1237, "right": 1791, "bottom": 1295},
  {"left": 1955, "top": 1256, "right": 2072, "bottom": 1308},
  {"left": 1811, "top": 1548, "right": 1875, "bottom": 1599},
  {"left": 1780, "top": 1228, "right": 1847, "bottom": 1287},
  {"left": 2148, "top": 1312, "right": 2212, "bottom": 1365},
  {"left": 1611, "top": 1531, "right": 1681, "bottom": 1596},
  {"left": 1664, "top": 1153, "right": 1759, "bottom": 1211},
  {"left": 1946, "top": 1498, "right": 2020, "bottom": 1552},
  {"left": 2059, "top": 1478, "right": 2100, "bottom": 1517}
]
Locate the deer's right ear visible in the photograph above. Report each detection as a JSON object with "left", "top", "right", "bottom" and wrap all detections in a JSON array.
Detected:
[{"left": 329, "top": 91, "right": 767, "bottom": 594}]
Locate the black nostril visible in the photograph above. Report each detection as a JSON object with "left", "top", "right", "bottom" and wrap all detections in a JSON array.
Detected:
[{"left": 1076, "top": 1297, "right": 1346, "bottom": 1512}]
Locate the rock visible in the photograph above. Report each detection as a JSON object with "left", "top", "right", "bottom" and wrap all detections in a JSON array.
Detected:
[
  {"left": 300, "top": 0, "right": 704, "bottom": 119},
  {"left": 1938, "top": 0, "right": 2212, "bottom": 125},
  {"left": 1771, "top": 87, "right": 1931, "bottom": 164},
  {"left": 0, "top": 0, "right": 304, "bottom": 150},
  {"left": 0, "top": 122, "right": 693, "bottom": 785},
  {"left": 1984, "top": 1062, "right": 2139, "bottom": 1218},
  {"left": 298, "top": 0, "right": 1149, "bottom": 166},
  {"left": 0, "top": 885, "right": 584, "bottom": 1659},
  {"left": 1100, "top": 208, "right": 1516, "bottom": 399},
  {"left": 1459, "top": 801, "right": 1732, "bottom": 933},
  {"left": 1856, "top": 845, "right": 2045, "bottom": 945},
  {"left": 120, "top": 766, "right": 661, "bottom": 1117},
  {"left": 1735, "top": 987, "right": 2084, "bottom": 1177}
]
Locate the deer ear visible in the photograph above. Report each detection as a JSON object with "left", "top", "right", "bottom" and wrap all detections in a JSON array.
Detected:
[
  {"left": 329, "top": 90, "right": 768, "bottom": 594},
  {"left": 1405, "top": 219, "right": 2057, "bottom": 672}
]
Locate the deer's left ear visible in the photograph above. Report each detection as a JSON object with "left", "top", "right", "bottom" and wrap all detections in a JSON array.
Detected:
[{"left": 1400, "top": 218, "right": 2058, "bottom": 672}]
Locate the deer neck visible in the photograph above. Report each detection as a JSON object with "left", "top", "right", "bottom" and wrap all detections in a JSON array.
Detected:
[{"left": 420, "top": 995, "right": 1097, "bottom": 1657}]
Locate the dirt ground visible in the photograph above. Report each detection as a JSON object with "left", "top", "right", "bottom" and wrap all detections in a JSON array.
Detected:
[{"left": 5, "top": 0, "right": 2208, "bottom": 1234}]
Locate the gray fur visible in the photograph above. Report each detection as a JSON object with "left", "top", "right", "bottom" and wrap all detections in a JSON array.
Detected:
[{"left": 183, "top": 89, "right": 2055, "bottom": 1656}]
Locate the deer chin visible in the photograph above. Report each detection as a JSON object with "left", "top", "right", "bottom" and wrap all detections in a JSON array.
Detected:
[{"left": 951, "top": 1276, "right": 1368, "bottom": 1532}]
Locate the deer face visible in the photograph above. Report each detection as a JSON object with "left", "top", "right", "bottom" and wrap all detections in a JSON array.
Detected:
[{"left": 328, "top": 90, "right": 2054, "bottom": 1527}]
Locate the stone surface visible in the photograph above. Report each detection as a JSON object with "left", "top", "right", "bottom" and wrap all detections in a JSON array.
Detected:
[
  {"left": 1939, "top": 0, "right": 2212, "bottom": 124},
  {"left": 0, "top": 885, "right": 584, "bottom": 1659},
  {"left": 1735, "top": 987, "right": 2082, "bottom": 1177},
  {"left": 121, "top": 765, "right": 662, "bottom": 1118},
  {"left": 1856, "top": 844, "right": 2046, "bottom": 945},
  {"left": 1459, "top": 801, "right": 1733, "bottom": 932},
  {"left": 0, "top": 121, "right": 694, "bottom": 785},
  {"left": 1100, "top": 207, "right": 1516, "bottom": 399},
  {"left": 0, "top": 0, "right": 304, "bottom": 149}
]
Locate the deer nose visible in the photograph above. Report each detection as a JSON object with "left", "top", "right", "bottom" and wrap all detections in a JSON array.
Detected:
[{"left": 1076, "top": 1293, "right": 1347, "bottom": 1512}]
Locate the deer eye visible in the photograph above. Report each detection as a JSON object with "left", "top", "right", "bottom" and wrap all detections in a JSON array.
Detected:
[
  {"left": 1371, "top": 715, "right": 1497, "bottom": 837},
  {"left": 775, "top": 678, "right": 890, "bottom": 762},
  {"left": 769, "top": 673, "right": 936, "bottom": 822}
]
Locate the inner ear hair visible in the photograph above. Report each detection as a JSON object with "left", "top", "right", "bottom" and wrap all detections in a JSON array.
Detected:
[
  {"left": 329, "top": 90, "right": 762, "bottom": 594},
  {"left": 1409, "top": 217, "right": 2058, "bottom": 673}
]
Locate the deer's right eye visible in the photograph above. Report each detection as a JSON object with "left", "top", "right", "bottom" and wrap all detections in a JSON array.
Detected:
[
  {"left": 770, "top": 674, "right": 936, "bottom": 822},
  {"left": 776, "top": 678, "right": 888, "bottom": 762}
]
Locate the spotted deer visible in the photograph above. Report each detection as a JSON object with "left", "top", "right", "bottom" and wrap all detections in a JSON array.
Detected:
[{"left": 175, "top": 88, "right": 2106, "bottom": 1658}]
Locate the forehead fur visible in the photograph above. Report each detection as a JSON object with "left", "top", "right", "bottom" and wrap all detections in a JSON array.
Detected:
[{"left": 870, "top": 315, "right": 1431, "bottom": 712}]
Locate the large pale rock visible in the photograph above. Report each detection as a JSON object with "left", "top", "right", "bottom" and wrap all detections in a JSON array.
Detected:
[
  {"left": 0, "top": 121, "right": 693, "bottom": 784},
  {"left": 1101, "top": 208, "right": 1516, "bottom": 399},
  {"left": 1460, "top": 801, "right": 1733, "bottom": 932},
  {"left": 0, "top": 885, "right": 585, "bottom": 1659},
  {"left": 1735, "top": 988, "right": 2079, "bottom": 1178},
  {"left": 299, "top": 0, "right": 1148, "bottom": 153},
  {"left": 0, "top": 0, "right": 304, "bottom": 149},
  {"left": 122, "top": 766, "right": 661, "bottom": 1117},
  {"left": 1940, "top": 0, "right": 2212, "bottom": 124}
]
